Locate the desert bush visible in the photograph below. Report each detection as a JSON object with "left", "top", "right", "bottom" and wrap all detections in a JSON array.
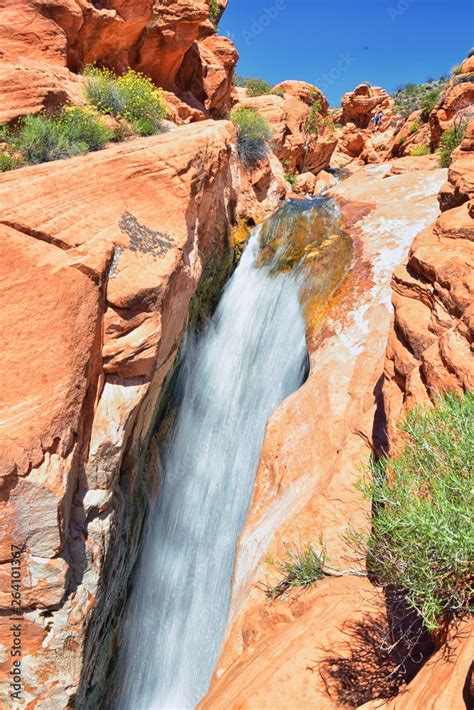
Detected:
[
  {"left": 410, "top": 144, "right": 430, "bottom": 156},
  {"left": 241, "top": 77, "right": 272, "bottom": 97},
  {"left": 409, "top": 120, "right": 420, "bottom": 134},
  {"left": 358, "top": 392, "right": 474, "bottom": 634},
  {"left": 283, "top": 160, "right": 298, "bottom": 188},
  {"left": 265, "top": 542, "right": 325, "bottom": 599},
  {"left": 12, "top": 108, "right": 113, "bottom": 164},
  {"left": 230, "top": 107, "right": 271, "bottom": 166},
  {"left": 438, "top": 123, "right": 466, "bottom": 167},
  {"left": 0, "top": 152, "right": 22, "bottom": 172},
  {"left": 84, "top": 66, "right": 167, "bottom": 135},
  {"left": 420, "top": 88, "right": 442, "bottom": 121},
  {"left": 451, "top": 63, "right": 463, "bottom": 75}
]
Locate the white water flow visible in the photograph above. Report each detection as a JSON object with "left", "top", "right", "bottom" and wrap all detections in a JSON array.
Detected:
[{"left": 114, "top": 217, "right": 309, "bottom": 710}]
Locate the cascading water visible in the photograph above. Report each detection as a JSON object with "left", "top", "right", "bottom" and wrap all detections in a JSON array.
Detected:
[{"left": 111, "top": 199, "right": 351, "bottom": 710}]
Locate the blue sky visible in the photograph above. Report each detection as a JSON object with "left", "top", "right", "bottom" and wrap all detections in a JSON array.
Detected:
[{"left": 220, "top": 0, "right": 474, "bottom": 106}]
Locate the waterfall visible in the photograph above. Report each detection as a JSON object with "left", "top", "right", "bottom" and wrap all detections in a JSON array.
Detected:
[{"left": 112, "top": 201, "right": 338, "bottom": 710}]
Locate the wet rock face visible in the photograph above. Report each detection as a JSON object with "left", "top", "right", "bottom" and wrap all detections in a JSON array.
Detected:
[
  {"left": 0, "top": 0, "right": 236, "bottom": 122},
  {"left": 383, "top": 120, "right": 474, "bottom": 446},
  {"left": 0, "top": 119, "right": 282, "bottom": 709},
  {"left": 201, "top": 159, "right": 447, "bottom": 709}
]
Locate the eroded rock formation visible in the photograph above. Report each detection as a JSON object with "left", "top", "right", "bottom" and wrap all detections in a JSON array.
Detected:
[
  {"left": 383, "top": 120, "right": 474, "bottom": 446},
  {"left": 0, "top": 0, "right": 237, "bottom": 123}
]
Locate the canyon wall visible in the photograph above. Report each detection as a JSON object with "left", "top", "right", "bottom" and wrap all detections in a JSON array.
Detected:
[
  {"left": 0, "top": 0, "right": 236, "bottom": 123},
  {"left": 0, "top": 117, "right": 286, "bottom": 708},
  {"left": 383, "top": 120, "right": 474, "bottom": 443}
]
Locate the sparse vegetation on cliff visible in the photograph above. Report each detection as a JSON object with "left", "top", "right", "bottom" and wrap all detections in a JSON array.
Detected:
[
  {"left": 265, "top": 542, "right": 325, "bottom": 599},
  {"left": 84, "top": 66, "right": 167, "bottom": 135},
  {"left": 231, "top": 107, "right": 271, "bottom": 166},
  {"left": 392, "top": 78, "right": 447, "bottom": 118},
  {"left": 359, "top": 392, "right": 474, "bottom": 635},
  {"left": 0, "top": 107, "right": 114, "bottom": 168},
  {"left": 438, "top": 123, "right": 467, "bottom": 167}
]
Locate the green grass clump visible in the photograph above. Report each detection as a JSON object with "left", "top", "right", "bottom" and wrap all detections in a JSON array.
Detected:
[
  {"left": 12, "top": 107, "right": 114, "bottom": 164},
  {"left": 208, "top": 0, "right": 221, "bottom": 26},
  {"left": 410, "top": 144, "right": 430, "bottom": 156},
  {"left": 438, "top": 123, "right": 467, "bottom": 167},
  {"left": 266, "top": 543, "right": 325, "bottom": 599},
  {"left": 409, "top": 120, "right": 420, "bottom": 134},
  {"left": 451, "top": 63, "right": 463, "bottom": 76},
  {"left": 360, "top": 392, "right": 474, "bottom": 633},
  {"left": 240, "top": 77, "right": 272, "bottom": 97},
  {"left": 230, "top": 107, "right": 272, "bottom": 166},
  {"left": 84, "top": 67, "right": 167, "bottom": 135},
  {"left": 0, "top": 152, "right": 22, "bottom": 172}
]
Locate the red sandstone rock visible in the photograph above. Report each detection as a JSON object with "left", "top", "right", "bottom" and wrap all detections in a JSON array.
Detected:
[
  {"left": 176, "top": 35, "right": 239, "bottom": 118},
  {"left": 272, "top": 80, "right": 329, "bottom": 112},
  {"left": 341, "top": 83, "right": 394, "bottom": 129},
  {"left": 383, "top": 120, "right": 474, "bottom": 448},
  {"left": 0, "top": 0, "right": 237, "bottom": 122},
  {"left": 201, "top": 577, "right": 389, "bottom": 710},
  {"left": 430, "top": 59, "right": 474, "bottom": 147},
  {"left": 362, "top": 620, "right": 474, "bottom": 710}
]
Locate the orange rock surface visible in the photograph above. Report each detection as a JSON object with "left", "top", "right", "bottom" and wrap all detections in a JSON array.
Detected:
[
  {"left": 341, "top": 83, "right": 395, "bottom": 129},
  {"left": 383, "top": 120, "right": 474, "bottom": 446},
  {"left": 0, "top": 0, "right": 236, "bottom": 122}
]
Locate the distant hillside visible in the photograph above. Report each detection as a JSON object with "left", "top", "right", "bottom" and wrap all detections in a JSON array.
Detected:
[{"left": 392, "top": 77, "right": 448, "bottom": 117}]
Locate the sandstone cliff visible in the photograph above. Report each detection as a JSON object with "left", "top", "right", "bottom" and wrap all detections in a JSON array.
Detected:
[
  {"left": 0, "top": 117, "right": 286, "bottom": 708},
  {"left": 383, "top": 120, "right": 474, "bottom": 444},
  {"left": 0, "top": 0, "right": 236, "bottom": 123}
]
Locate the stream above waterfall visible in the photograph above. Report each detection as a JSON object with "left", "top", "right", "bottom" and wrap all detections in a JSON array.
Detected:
[{"left": 110, "top": 197, "right": 352, "bottom": 710}]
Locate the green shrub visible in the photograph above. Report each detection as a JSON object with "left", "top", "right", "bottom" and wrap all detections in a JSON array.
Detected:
[
  {"left": 359, "top": 392, "right": 474, "bottom": 633},
  {"left": 241, "top": 77, "right": 272, "bottom": 97},
  {"left": 0, "top": 152, "right": 22, "bottom": 172},
  {"left": 410, "top": 144, "right": 430, "bottom": 156},
  {"left": 12, "top": 108, "right": 113, "bottom": 164},
  {"left": 283, "top": 160, "right": 298, "bottom": 188},
  {"left": 438, "top": 123, "right": 466, "bottom": 167},
  {"left": 409, "top": 120, "right": 420, "bottom": 134},
  {"left": 451, "top": 63, "right": 463, "bottom": 75},
  {"left": 230, "top": 107, "right": 271, "bottom": 166},
  {"left": 84, "top": 66, "right": 167, "bottom": 134},
  {"left": 266, "top": 543, "right": 325, "bottom": 599},
  {"left": 420, "top": 88, "right": 442, "bottom": 121},
  {"left": 208, "top": 0, "right": 221, "bottom": 26}
]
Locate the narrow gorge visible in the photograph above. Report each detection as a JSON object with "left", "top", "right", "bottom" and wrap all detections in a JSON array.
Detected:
[{"left": 0, "top": 2, "right": 473, "bottom": 709}]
